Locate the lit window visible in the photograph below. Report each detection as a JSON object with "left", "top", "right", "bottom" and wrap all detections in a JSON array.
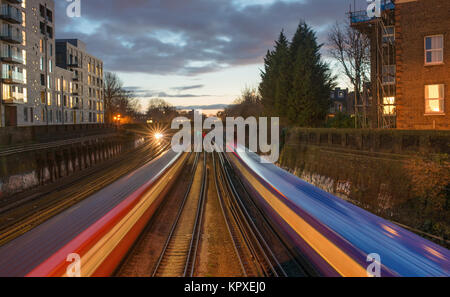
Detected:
[
  {"left": 383, "top": 97, "right": 396, "bottom": 115},
  {"left": 425, "top": 84, "right": 445, "bottom": 114},
  {"left": 425, "top": 35, "right": 444, "bottom": 65}
]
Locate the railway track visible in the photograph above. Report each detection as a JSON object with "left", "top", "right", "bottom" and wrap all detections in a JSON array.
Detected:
[
  {"left": 0, "top": 140, "right": 169, "bottom": 247},
  {"left": 220, "top": 151, "right": 315, "bottom": 276},
  {"left": 214, "top": 152, "right": 286, "bottom": 277},
  {"left": 151, "top": 152, "right": 207, "bottom": 277}
]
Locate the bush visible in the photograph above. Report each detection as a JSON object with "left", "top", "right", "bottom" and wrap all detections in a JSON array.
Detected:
[{"left": 325, "top": 113, "right": 354, "bottom": 128}]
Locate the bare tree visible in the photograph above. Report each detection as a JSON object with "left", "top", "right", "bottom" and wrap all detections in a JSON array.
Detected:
[
  {"left": 328, "top": 22, "right": 370, "bottom": 124},
  {"left": 146, "top": 98, "right": 178, "bottom": 123},
  {"left": 224, "top": 87, "right": 264, "bottom": 118},
  {"left": 104, "top": 72, "right": 140, "bottom": 123}
]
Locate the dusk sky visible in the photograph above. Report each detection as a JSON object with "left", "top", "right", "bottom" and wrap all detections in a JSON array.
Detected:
[{"left": 55, "top": 0, "right": 368, "bottom": 111}]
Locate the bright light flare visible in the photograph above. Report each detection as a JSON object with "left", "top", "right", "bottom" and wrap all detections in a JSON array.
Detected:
[{"left": 154, "top": 133, "right": 164, "bottom": 140}]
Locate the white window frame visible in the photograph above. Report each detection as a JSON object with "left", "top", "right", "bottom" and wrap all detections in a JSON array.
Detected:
[
  {"left": 425, "top": 84, "right": 445, "bottom": 115},
  {"left": 425, "top": 35, "right": 444, "bottom": 66}
]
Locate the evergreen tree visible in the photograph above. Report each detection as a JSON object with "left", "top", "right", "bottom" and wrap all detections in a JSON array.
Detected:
[
  {"left": 273, "top": 31, "right": 291, "bottom": 119},
  {"left": 288, "top": 22, "right": 334, "bottom": 126},
  {"left": 259, "top": 22, "right": 334, "bottom": 127},
  {"left": 259, "top": 49, "right": 276, "bottom": 116}
]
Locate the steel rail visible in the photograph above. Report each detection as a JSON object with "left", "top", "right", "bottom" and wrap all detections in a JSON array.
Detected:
[
  {"left": 184, "top": 152, "right": 208, "bottom": 277},
  {"left": 151, "top": 152, "right": 203, "bottom": 277},
  {"left": 218, "top": 151, "right": 287, "bottom": 277},
  {"left": 212, "top": 152, "right": 248, "bottom": 276}
]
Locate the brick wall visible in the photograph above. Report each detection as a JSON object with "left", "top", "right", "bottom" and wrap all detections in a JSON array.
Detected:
[{"left": 396, "top": 0, "right": 450, "bottom": 130}]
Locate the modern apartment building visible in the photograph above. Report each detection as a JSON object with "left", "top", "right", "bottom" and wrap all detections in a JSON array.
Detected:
[
  {"left": 0, "top": 0, "right": 104, "bottom": 127},
  {"left": 56, "top": 39, "right": 104, "bottom": 124},
  {"left": 350, "top": 0, "right": 449, "bottom": 130}
]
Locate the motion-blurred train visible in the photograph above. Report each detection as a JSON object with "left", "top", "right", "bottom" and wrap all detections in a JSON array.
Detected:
[
  {"left": 0, "top": 145, "right": 448, "bottom": 277},
  {"left": 227, "top": 144, "right": 449, "bottom": 277}
]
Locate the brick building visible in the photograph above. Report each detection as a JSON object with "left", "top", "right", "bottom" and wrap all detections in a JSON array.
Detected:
[
  {"left": 395, "top": 0, "right": 449, "bottom": 130},
  {"left": 0, "top": 0, "right": 104, "bottom": 127},
  {"left": 350, "top": 0, "right": 449, "bottom": 130}
]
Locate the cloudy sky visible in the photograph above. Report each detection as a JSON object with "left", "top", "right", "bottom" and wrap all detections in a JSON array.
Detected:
[{"left": 55, "top": 0, "right": 367, "bottom": 111}]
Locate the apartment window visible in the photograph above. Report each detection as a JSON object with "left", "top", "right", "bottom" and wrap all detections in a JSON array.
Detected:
[
  {"left": 39, "top": 5, "right": 45, "bottom": 18},
  {"left": 23, "top": 87, "right": 27, "bottom": 103},
  {"left": 40, "top": 91, "right": 45, "bottom": 104},
  {"left": 47, "top": 26, "right": 53, "bottom": 39},
  {"left": 46, "top": 9, "right": 53, "bottom": 23},
  {"left": 40, "top": 22, "right": 45, "bottom": 35},
  {"left": 425, "top": 84, "right": 445, "bottom": 114},
  {"left": 383, "top": 97, "right": 396, "bottom": 115},
  {"left": 40, "top": 74, "right": 45, "bottom": 86},
  {"left": 382, "top": 26, "right": 395, "bottom": 44},
  {"left": 49, "top": 60, "right": 52, "bottom": 73},
  {"left": 425, "top": 35, "right": 444, "bottom": 65},
  {"left": 24, "top": 107, "right": 28, "bottom": 122},
  {"left": 30, "top": 107, "right": 33, "bottom": 123}
]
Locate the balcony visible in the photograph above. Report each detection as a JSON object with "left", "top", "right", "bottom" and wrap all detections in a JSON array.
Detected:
[
  {"left": 2, "top": 92, "right": 24, "bottom": 104},
  {"left": 2, "top": 70, "right": 24, "bottom": 84},
  {"left": 4, "top": 0, "right": 22, "bottom": 4},
  {"left": 72, "top": 102, "right": 82, "bottom": 110},
  {"left": 0, "top": 5, "right": 22, "bottom": 24},
  {"left": 0, "top": 28, "right": 22, "bottom": 44},
  {"left": 1, "top": 49, "right": 23, "bottom": 64},
  {"left": 67, "top": 62, "right": 81, "bottom": 68}
]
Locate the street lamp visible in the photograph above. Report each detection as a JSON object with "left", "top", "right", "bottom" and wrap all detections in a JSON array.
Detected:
[{"left": 113, "top": 114, "right": 121, "bottom": 126}]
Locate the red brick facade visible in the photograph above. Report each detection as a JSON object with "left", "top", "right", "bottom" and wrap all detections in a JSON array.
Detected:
[{"left": 396, "top": 0, "right": 450, "bottom": 130}]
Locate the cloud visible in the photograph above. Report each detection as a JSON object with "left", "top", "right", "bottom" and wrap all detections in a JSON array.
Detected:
[
  {"left": 171, "top": 84, "right": 204, "bottom": 91},
  {"left": 176, "top": 104, "right": 230, "bottom": 110},
  {"left": 124, "top": 86, "right": 210, "bottom": 98},
  {"left": 55, "top": 0, "right": 347, "bottom": 76}
]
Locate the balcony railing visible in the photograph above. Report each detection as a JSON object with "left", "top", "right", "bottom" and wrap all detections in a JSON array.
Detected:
[
  {"left": 2, "top": 69, "right": 24, "bottom": 84},
  {"left": 0, "top": 28, "right": 22, "bottom": 44},
  {"left": 1, "top": 48, "right": 23, "bottom": 64},
  {"left": 4, "top": 0, "right": 23, "bottom": 5},
  {"left": 2, "top": 92, "right": 24, "bottom": 104},
  {"left": 0, "top": 5, "right": 22, "bottom": 24}
]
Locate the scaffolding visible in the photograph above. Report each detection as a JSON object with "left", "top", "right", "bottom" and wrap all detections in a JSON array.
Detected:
[{"left": 350, "top": 0, "right": 397, "bottom": 129}]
